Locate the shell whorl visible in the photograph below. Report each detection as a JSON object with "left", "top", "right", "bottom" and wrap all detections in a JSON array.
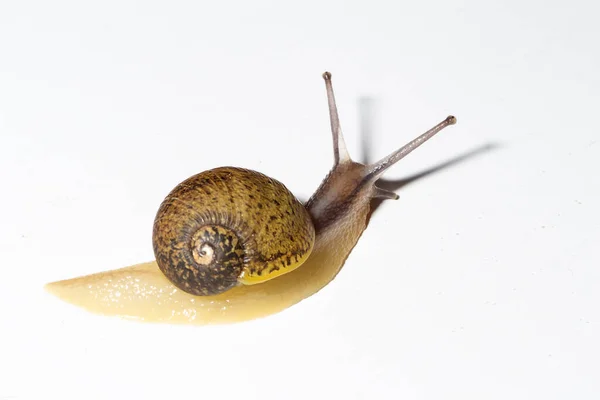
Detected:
[{"left": 152, "top": 167, "right": 315, "bottom": 296}]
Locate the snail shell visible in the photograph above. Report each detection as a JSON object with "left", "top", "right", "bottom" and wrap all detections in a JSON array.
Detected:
[{"left": 152, "top": 167, "right": 314, "bottom": 295}]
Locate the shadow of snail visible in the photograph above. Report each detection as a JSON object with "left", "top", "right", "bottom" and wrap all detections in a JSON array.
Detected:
[{"left": 46, "top": 72, "right": 457, "bottom": 325}]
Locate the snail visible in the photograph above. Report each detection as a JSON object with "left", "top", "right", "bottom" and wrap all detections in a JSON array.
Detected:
[{"left": 46, "top": 72, "right": 457, "bottom": 325}]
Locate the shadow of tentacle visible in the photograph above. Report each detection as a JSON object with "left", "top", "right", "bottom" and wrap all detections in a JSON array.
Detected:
[
  {"left": 369, "top": 142, "right": 501, "bottom": 219},
  {"left": 358, "top": 96, "right": 377, "bottom": 165},
  {"left": 379, "top": 142, "right": 499, "bottom": 192}
]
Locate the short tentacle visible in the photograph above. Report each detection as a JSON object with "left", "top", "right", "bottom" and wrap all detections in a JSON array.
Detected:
[{"left": 373, "top": 186, "right": 400, "bottom": 200}]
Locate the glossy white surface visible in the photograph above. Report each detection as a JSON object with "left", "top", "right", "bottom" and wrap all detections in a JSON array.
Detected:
[{"left": 1, "top": 1, "right": 599, "bottom": 399}]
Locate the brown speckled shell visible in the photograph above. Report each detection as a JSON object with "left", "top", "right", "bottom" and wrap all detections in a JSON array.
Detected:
[{"left": 152, "top": 167, "right": 315, "bottom": 296}]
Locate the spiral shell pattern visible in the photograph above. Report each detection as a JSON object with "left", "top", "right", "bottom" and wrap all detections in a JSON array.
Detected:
[{"left": 152, "top": 167, "right": 315, "bottom": 296}]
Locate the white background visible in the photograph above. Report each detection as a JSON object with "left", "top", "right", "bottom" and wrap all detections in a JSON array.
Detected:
[{"left": 1, "top": 1, "right": 598, "bottom": 399}]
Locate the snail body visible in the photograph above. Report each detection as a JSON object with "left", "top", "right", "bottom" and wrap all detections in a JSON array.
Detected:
[{"left": 46, "top": 72, "right": 457, "bottom": 324}]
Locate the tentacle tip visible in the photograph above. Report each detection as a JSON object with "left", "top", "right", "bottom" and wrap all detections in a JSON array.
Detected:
[
  {"left": 373, "top": 186, "right": 400, "bottom": 200},
  {"left": 446, "top": 115, "right": 457, "bottom": 125},
  {"left": 322, "top": 71, "right": 332, "bottom": 81}
]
